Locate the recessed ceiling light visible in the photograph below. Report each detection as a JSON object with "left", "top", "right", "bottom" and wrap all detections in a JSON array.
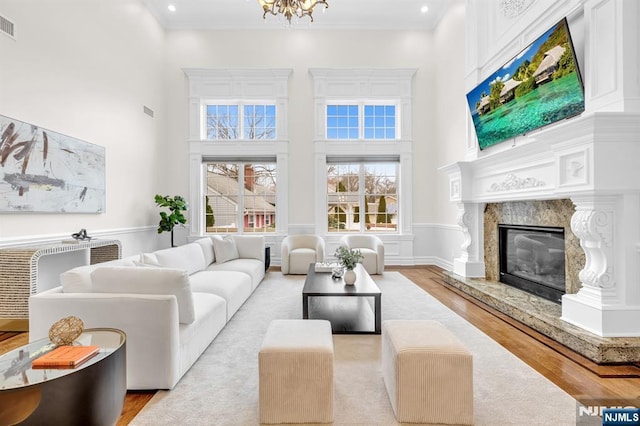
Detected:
[
  {"left": 168, "top": 4, "right": 176, "bottom": 12},
  {"left": 420, "top": 5, "right": 429, "bottom": 14}
]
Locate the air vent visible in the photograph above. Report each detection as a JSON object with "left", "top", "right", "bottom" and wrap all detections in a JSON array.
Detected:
[
  {"left": 0, "top": 14, "right": 15, "bottom": 39},
  {"left": 143, "top": 106, "right": 154, "bottom": 118}
]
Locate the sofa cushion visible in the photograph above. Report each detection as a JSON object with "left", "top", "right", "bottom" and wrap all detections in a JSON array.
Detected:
[
  {"left": 212, "top": 236, "right": 240, "bottom": 264},
  {"left": 153, "top": 243, "right": 206, "bottom": 275},
  {"left": 178, "top": 292, "right": 227, "bottom": 377},
  {"left": 194, "top": 237, "right": 215, "bottom": 266},
  {"left": 90, "top": 266, "right": 196, "bottom": 324},
  {"left": 206, "top": 258, "right": 265, "bottom": 291},
  {"left": 190, "top": 271, "right": 253, "bottom": 321},
  {"left": 60, "top": 258, "right": 136, "bottom": 293}
]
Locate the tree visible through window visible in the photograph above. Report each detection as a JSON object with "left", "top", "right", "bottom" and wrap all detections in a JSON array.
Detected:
[
  {"left": 327, "top": 163, "right": 398, "bottom": 233},
  {"left": 207, "top": 104, "right": 276, "bottom": 140}
]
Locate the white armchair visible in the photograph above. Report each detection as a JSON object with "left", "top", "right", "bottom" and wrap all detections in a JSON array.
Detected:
[
  {"left": 339, "top": 235, "right": 384, "bottom": 274},
  {"left": 281, "top": 235, "right": 325, "bottom": 274}
]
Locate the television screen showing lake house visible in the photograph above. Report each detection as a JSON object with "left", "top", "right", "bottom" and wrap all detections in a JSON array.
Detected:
[{"left": 466, "top": 18, "right": 585, "bottom": 151}]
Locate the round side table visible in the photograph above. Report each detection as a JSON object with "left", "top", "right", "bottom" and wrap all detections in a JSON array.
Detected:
[{"left": 0, "top": 328, "right": 126, "bottom": 426}]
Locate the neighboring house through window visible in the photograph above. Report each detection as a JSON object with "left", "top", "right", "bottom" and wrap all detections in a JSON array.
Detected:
[{"left": 205, "top": 162, "right": 276, "bottom": 233}]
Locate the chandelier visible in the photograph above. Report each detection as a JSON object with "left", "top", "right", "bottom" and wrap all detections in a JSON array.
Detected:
[{"left": 258, "top": 0, "right": 329, "bottom": 24}]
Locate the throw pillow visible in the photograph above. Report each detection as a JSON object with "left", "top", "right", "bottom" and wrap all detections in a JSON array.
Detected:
[
  {"left": 90, "top": 266, "right": 195, "bottom": 324},
  {"left": 212, "top": 236, "right": 239, "bottom": 264},
  {"left": 194, "top": 237, "right": 215, "bottom": 266},
  {"left": 153, "top": 243, "right": 206, "bottom": 275}
]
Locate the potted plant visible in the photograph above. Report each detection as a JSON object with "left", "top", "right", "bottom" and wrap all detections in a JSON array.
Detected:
[
  {"left": 335, "top": 246, "right": 364, "bottom": 285},
  {"left": 155, "top": 194, "right": 188, "bottom": 247}
]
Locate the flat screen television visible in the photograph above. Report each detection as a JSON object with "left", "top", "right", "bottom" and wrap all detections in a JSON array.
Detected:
[{"left": 466, "top": 18, "right": 585, "bottom": 151}]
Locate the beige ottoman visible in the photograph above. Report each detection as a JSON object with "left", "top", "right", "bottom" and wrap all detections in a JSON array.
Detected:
[
  {"left": 382, "top": 320, "right": 473, "bottom": 425},
  {"left": 259, "top": 319, "right": 334, "bottom": 424}
]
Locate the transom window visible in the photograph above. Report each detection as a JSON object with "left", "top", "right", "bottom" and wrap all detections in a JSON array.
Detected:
[
  {"left": 326, "top": 103, "right": 397, "bottom": 140},
  {"left": 206, "top": 103, "right": 276, "bottom": 140},
  {"left": 364, "top": 105, "right": 396, "bottom": 139},
  {"left": 205, "top": 162, "right": 277, "bottom": 233},
  {"left": 327, "top": 162, "right": 398, "bottom": 233}
]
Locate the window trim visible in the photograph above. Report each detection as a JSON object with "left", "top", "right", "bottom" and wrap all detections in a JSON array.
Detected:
[
  {"left": 310, "top": 68, "right": 415, "bottom": 237},
  {"left": 185, "top": 68, "right": 291, "bottom": 238}
]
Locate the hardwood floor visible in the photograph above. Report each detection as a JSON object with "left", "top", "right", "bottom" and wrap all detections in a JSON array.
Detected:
[
  {"left": 2, "top": 265, "right": 639, "bottom": 424},
  {"left": 393, "top": 266, "right": 640, "bottom": 407}
]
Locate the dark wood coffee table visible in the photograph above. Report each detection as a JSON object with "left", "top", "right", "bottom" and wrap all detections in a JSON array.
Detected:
[{"left": 302, "top": 263, "right": 382, "bottom": 334}]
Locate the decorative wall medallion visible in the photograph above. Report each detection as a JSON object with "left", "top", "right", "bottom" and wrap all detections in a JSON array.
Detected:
[
  {"left": 487, "top": 173, "right": 546, "bottom": 192},
  {"left": 499, "top": 0, "right": 535, "bottom": 18}
]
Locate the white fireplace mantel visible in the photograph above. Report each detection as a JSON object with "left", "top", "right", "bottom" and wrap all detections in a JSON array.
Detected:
[{"left": 440, "top": 111, "right": 640, "bottom": 337}]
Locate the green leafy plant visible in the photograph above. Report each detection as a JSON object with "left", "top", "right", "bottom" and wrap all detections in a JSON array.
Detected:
[
  {"left": 155, "top": 194, "right": 188, "bottom": 247},
  {"left": 335, "top": 246, "right": 364, "bottom": 271},
  {"left": 205, "top": 196, "right": 215, "bottom": 228}
]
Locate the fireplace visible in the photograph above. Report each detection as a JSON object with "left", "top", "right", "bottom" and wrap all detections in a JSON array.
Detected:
[{"left": 498, "top": 224, "right": 565, "bottom": 303}]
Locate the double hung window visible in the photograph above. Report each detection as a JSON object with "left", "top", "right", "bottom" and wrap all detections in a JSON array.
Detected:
[
  {"left": 327, "top": 162, "right": 398, "bottom": 233},
  {"left": 205, "top": 162, "right": 277, "bottom": 233}
]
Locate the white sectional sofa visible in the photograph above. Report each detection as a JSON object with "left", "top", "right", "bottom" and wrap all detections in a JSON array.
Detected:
[{"left": 29, "top": 235, "right": 265, "bottom": 390}]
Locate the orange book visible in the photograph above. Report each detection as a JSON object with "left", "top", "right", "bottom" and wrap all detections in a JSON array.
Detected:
[{"left": 32, "top": 345, "right": 100, "bottom": 369}]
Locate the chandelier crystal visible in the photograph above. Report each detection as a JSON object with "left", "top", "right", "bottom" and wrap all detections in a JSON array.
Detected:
[{"left": 258, "top": 0, "right": 329, "bottom": 24}]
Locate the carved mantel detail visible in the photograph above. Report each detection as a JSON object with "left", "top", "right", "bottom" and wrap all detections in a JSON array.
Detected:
[
  {"left": 570, "top": 200, "right": 616, "bottom": 292},
  {"left": 456, "top": 204, "right": 473, "bottom": 260},
  {"left": 487, "top": 173, "right": 546, "bottom": 192},
  {"left": 499, "top": 0, "right": 535, "bottom": 18}
]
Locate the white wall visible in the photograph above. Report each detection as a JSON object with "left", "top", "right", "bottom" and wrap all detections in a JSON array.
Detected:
[
  {"left": 0, "top": 0, "right": 170, "bottom": 255},
  {"left": 433, "top": 0, "right": 467, "bottom": 225},
  {"left": 0, "top": 1, "right": 471, "bottom": 266}
]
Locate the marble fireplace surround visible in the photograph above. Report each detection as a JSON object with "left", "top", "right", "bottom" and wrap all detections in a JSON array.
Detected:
[
  {"left": 440, "top": 112, "right": 640, "bottom": 363},
  {"left": 483, "top": 199, "right": 583, "bottom": 295}
]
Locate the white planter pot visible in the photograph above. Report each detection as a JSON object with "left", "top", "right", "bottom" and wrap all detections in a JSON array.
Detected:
[{"left": 344, "top": 269, "right": 357, "bottom": 285}]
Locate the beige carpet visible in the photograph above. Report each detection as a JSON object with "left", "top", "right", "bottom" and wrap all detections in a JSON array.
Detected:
[{"left": 131, "top": 272, "right": 578, "bottom": 425}]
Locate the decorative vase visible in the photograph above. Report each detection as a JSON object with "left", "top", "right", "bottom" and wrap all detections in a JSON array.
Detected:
[{"left": 344, "top": 268, "right": 357, "bottom": 285}]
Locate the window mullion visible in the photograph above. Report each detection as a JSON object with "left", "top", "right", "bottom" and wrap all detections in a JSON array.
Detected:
[
  {"left": 239, "top": 102, "right": 244, "bottom": 141},
  {"left": 359, "top": 103, "right": 364, "bottom": 140},
  {"left": 237, "top": 165, "right": 244, "bottom": 234},
  {"left": 359, "top": 164, "right": 366, "bottom": 232}
]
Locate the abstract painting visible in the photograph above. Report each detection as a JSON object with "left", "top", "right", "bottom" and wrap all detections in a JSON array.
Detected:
[{"left": 0, "top": 114, "right": 105, "bottom": 213}]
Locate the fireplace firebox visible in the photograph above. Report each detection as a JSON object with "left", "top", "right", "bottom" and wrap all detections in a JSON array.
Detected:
[{"left": 498, "top": 224, "right": 565, "bottom": 303}]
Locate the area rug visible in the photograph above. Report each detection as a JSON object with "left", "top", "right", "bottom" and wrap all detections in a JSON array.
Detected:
[{"left": 131, "top": 272, "right": 578, "bottom": 425}]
